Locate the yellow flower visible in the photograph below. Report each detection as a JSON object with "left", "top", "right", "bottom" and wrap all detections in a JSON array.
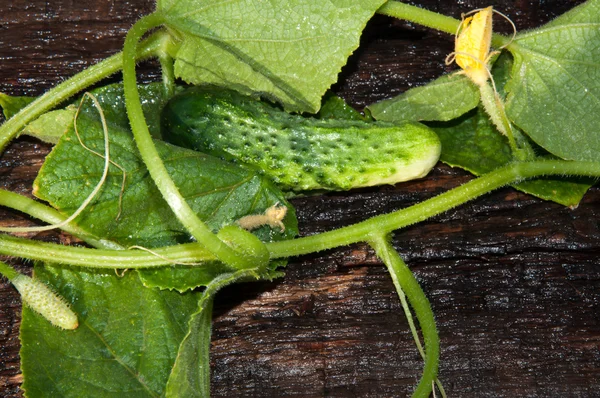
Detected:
[{"left": 454, "top": 6, "right": 494, "bottom": 86}]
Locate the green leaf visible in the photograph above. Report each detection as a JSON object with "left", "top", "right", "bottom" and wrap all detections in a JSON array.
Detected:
[
  {"left": 165, "top": 268, "right": 259, "bottom": 397},
  {"left": 165, "top": 296, "right": 213, "bottom": 398},
  {"left": 318, "top": 92, "right": 366, "bottom": 121},
  {"left": 368, "top": 49, "right": 592, "bottom": 207},
  {"left": 34, "top": 116, "right": 297, "bottom": 247},
  {"left": 164, "top": 266, "right": 249, "bottom": 398},
  {"left": 157, "top": 0, "right": 387, "bottom": 113},
  {"left": 76, "top": 83, "right": 179, "bottom": 140},
  {"left": 33, "top": 83, "right": 297, "bottom": 291},
  {"left": 432, "top": 107, "right": 593, "bottom": 207},
  {"left": 21, "top": 263, "right": 202, "bottom": 397},
  {"left": 17, "top": 83, "right": 176, "bottom": 146},
  {"left": 137, "top": 262, "right": 233, "bottom": 293},
  {"left": 0, "top": 92, "right": 35, "bottom": 120},
  {"left": 165, "top": 268, "right": 274, "bottom": 398},
  {"left": 21, "top": 108, "right": 76, "bottom": 144},
  {"left": 367, "top": 73, "right": 479, "bottom": 123},
  {"left": 505, "top": 0, "right": 600, "bottom": 161}
]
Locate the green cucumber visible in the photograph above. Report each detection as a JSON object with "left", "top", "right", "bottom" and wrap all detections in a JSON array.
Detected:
[{"left": 162, "top": 87, "right": 441, "bottom": 191}]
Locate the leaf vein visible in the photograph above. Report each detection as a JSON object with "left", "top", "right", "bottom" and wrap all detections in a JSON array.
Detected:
[{"left": 82, "top": 319, "right": 160, "bottom": 398}]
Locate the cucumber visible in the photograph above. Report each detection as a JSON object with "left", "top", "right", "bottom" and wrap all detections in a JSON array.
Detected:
[{"left": 161, "top": 87, "right": 441, "bottom": 191}]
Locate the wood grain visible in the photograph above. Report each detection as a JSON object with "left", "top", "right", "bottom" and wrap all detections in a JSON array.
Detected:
[{"left": 1, "top": 0, "right": 599, "bottom": 396}]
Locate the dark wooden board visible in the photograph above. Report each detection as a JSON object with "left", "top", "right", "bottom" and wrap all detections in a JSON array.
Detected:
[{"left": 1, "top": 0, "right": 599, "bottom": 396}]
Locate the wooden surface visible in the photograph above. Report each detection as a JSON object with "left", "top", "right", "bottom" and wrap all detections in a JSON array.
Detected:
[{"left": 1, "top": 0, "right": 599, "bottom": 396}]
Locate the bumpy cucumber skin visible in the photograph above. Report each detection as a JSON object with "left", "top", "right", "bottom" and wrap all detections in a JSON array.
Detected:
[{"left": 162, "top": 87, "right": 441, "bottom": 191}]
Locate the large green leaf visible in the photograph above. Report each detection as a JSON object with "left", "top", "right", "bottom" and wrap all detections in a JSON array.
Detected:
[
  {"left": 74, "top": 83, "right": 177, "bottom": 140},
  {"left": 506, "top": 0, "right": 600, "bottom": 161},
  {"left": 157, "top": 0, "right": 386, "bottom": 113},
  {"left": 21, "top": 82, "right": 299, "bottom": 396},
  {"left": 34, "top": 113, "right": 296, "bottom": 248},
  {"left": 20, "top": 264, "right": 201, "bottom": 397},
  {"left": 33, "top": 84, "right": 297, "bottom": 291},
  {"left": 34, "top": 84, "right": 297, "bottom": 247},
  {"left": 433, "top": 107, "right": 593, "bottom": 207},
  {"left": 367, "top": 73, "right": 479, "bottom": 123}
]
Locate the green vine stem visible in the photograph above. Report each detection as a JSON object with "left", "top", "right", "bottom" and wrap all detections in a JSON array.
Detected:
[
  {"left": 1, "top": 160, "right": 598, "bottom": 270},
  {"left": 478, "top": 82, "right": 517, "bottom": 149},
  {"left": 377, "top": 1, "right": 513, "bottom": 48},
  {"left": 0, "top": 189, "right": 123, "bottom": 250},
  {"left": 479, "top": 82, "right": 534, "bottom": 161},
  {"left": 369, "top": 235, "right": 439, "bottom": 398},
  {"left": 0, "top": 30, "right": 171, "bottom": 153},
  {"left": 377, "top": 1, "right": 460, "bottom": 35},
  {"left": 377, "top": 241, "right": 447, "bottom": 397},
  {"left": 267, "top": 160, "right": 600, "bottom": 259},
  {"left": 0, "top": 234, "right": 214, "bottom": 269},
  {"left": 121, "top": 13, "right": 263, "bottom": 272}
]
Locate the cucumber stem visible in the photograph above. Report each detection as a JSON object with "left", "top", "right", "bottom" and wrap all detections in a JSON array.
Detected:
[
  {"left": 377, "top": 1, "right": 459, "bottom": 35},
  {"left": 369, "top": 235, "right": 439, "bottom": 398},
  {"left": 0, "top": 234, "right": 215, "bottom": 269},
  {"left": 158, "top": 51, "right": 176, "bottom": 98},
  {"left": 371, "top": 234, "right": 447, "bottom": 396},
  {"left": 478, "top": 82, "right": 519, "bottom": 153},
  {"left": 479, "top": 82, "right": 534, "bottom": 161},
  {"left": 377, "top": 1, "right": 512, "bottom": 48},
  {"left": 0, "top": 30, "right": 170, "bottom": 153},
  {"left": 0, "top": 189, "right": 123, "bottom": 250},
  {"left": 0, "top": 260, "right": 18, "bottom": 280},
  {"left": 122, "top": 13, "right": 263, "bottom": 272},
  {"left": 267, "top": 160, "right": 600, "bottom": 258}
]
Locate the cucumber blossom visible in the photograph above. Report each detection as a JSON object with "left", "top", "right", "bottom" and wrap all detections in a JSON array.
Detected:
[{"left": 162, "top": 88, "right": 441, "bottom": 191}]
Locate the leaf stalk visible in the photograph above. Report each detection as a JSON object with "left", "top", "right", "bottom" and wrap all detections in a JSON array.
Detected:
[
  {"left": 369, "top": 235, "right": 439, "bottom": 398},
  {"left": 122, "top": 13, "right": 265, "bottom": 272},
  {"left": 0, "top": 30, "right": 171, "bottom": 153}
]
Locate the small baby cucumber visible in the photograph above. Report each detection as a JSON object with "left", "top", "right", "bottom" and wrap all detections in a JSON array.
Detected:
[{"left": 162, "top": 87, "right": 441, "bottom": 191}]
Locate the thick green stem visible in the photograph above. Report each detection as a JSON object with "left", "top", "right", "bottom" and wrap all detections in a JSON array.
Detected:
[
  {"left": 267, "top": 160, "right": 600, "bottom": 259},
  {"left": 369, "top": 235, "right": 439, "bottom": 398},
  {"left": 0, "top": 189, "right": 123, "bottom": 250},
  {"left": 377, "top": 1, "right": 511, "bottom": 48},
  {"left": 0, "top": 31, "right": 170, "bottom": 153},
  {"left": 122, "top": 13, "right": 260, "bottom": 271},
  {"left": 377, "top": 1, "right": 460, "bottom": 35},
  {"left": 0, "top": 234, "right": 215, "bottom": 269},
  {"left": 479, "top": 82, "right": 516, "bottom": 148},
  {"left": 373, "top": 236, "right": 447, "bottom": 396}
]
